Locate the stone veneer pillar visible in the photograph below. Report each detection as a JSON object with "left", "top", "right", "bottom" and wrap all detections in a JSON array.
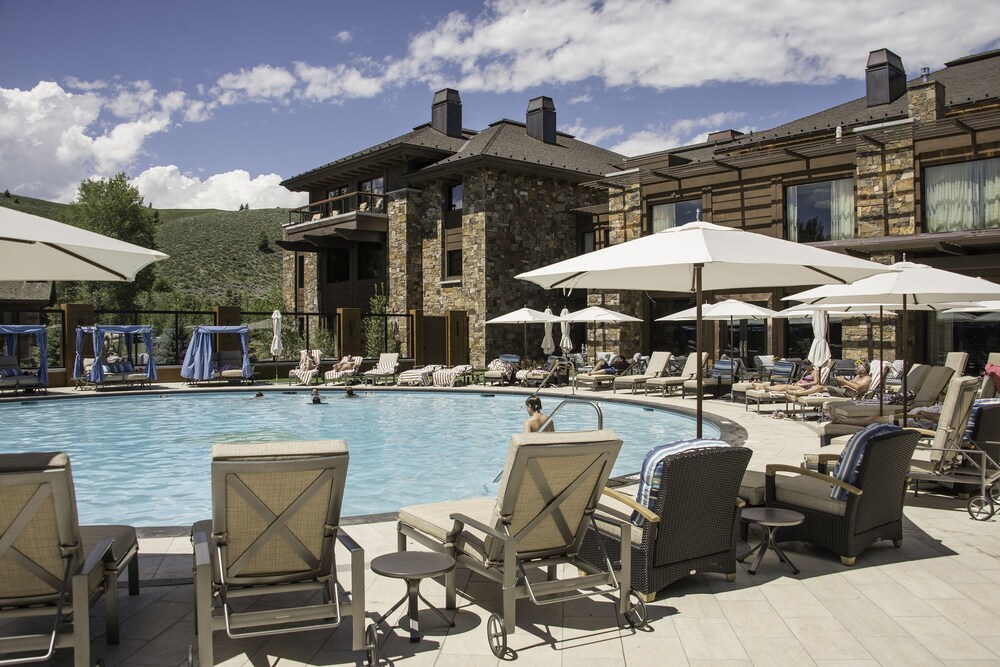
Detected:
[
  {"left": 387, "top": 188, "right": 424, "bottom": 358},
  {"left": 596, "top": 183, "right": 644, "bottom": 356}
]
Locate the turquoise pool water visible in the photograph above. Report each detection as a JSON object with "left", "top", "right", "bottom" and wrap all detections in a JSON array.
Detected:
[{"left": 4, "top": 391, "right": 719, "bottom": 525}]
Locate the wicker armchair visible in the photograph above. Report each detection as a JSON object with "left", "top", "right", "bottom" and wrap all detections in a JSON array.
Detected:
[
  {"left": 765, "top": 429, "right": 920, "bottom": 565},
  {"left": 580, "top": 445, "right": 752, "bottom": 602}
]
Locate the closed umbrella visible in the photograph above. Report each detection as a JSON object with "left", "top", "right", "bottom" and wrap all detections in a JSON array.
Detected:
[
  {"left": 270, "top": 310, "right": 283, "bottom": 380},
  {"left": 541, "top": 307, "right": 556, "bottom": 355},
  {"left": 808, "top": 310, "right": 831, "bottom": 369},
  {"left": 485, "top": 307, "right": 559, "bottom": 361},
  {"left": 785, "top": 261, "right": 1000, "bottom": 424},
  {"left": 0, "top": 206, "right": 167, "bottom": 281},
  {"left": 518, "top": 220, "right": 891, "bottom": 436},
  {"left": 559, "top": 307, "right": 573, "bottom": 355}
]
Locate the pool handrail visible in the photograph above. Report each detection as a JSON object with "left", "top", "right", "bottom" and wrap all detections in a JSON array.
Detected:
[{"left": 537, "top": 398, "right": 603, "bottom": 432}]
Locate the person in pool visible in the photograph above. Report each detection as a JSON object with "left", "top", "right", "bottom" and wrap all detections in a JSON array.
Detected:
[
  {"left": 253, "top": 391, "right": 264, "bottom": 399},
  {"left": 523, "top": 396, "right": 554, "bottom": 433},
  {"left": 311, "top": 388, "right": 322, "bottom": 404},
  {"left": 345, "top": 386, "right": 357, "bottom": 398}
]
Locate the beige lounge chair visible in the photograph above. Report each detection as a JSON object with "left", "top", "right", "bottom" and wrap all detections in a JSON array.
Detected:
[
  {"left": 213, "top": 350, "right": 256, "bottom": 384},
  {"left": 827, "top": 364, "right": 955, "bottom": 420},
  {"left": 397, "top": 430, "right": 641, "bottom": 657},
  {"left": 645, "top": 353, "right": 707, "bottom": 396},
  {"left": 324, "top": 355, "right": 363, "bottom": 384},
  {"left": 574, "top": 354, "right": 633, "bottom": 391},
  {"left": 362, "top": 352, "right": 399, "bottom": 385},
  {"left": 945, "top": 351, "right": 969, "bottom": 374},
  {"left": 613, "top": 351, "right": 673, "bottom": 393},
  {"left": 397, "top": 364, "right": 446, "bottom": 386},
  {"left": 289, "top": 349, "right": 323, "bottom": 385},
  {"left": 0, "top": 452, "right": 140, "bottom": 665},
  {"left": 192, "top": 441, "right": 371, "bottom": 666}
]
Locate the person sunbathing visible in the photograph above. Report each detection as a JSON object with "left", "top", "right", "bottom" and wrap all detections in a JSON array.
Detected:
[
  {"left": 786, "top": 365, "right": 872, "bottom": 399},
  {"left": 749, "top": 363, "right": 818, "bottom": 393},
  {"left": 329, "top": 356, "right": 356, "bottom": 372}
]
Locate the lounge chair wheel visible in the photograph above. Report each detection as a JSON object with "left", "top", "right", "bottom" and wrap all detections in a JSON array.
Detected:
[
  {"left": 365, "top": 622, "right": 379, "bottom": 666},
  {"left": 623, "top": 589, "right": 647, "bottom": 628},
  {"left": 487, "top": 612, "right": 507, "bottom": 658},
  {"left": 967, "top": 496, "right": 995, "bottom": 521},
  {"left": 990, "top": 484, "right": 1000, "bottom": 503}
]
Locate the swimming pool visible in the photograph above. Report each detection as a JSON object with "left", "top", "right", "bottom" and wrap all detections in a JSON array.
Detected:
[{"left": 5, "top": 391, "right": 719, "bottom": 525}]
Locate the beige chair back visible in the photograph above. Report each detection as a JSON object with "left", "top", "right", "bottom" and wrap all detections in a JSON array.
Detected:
[
  {"left": 679, "top": 352, "right": 707, "bottom": 378},
  {"left": 914, "top": 366, "right": 955, "bottom": 405},
  {"left": 0, "top": 453, "right": 83, "bottom": 602},
  {"left": 210, "top": 441, "right": 349, "bottom": 586},
  {"left": 646, "top": 351, "right": 672, "bottom": 377},
  {"left": 488, "top": 430, "right": 622, "bottom": 563},
  {"left": 928, "top": 376, "right": 980, "bottom": 468}
]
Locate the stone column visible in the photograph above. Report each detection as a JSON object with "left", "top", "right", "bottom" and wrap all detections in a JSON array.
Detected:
[{"left": 387, "top": 188, "right": 423, "bottom": 358}]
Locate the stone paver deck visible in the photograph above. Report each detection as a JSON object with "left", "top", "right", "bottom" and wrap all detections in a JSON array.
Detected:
[{"left": 5, "top": 381, "right": 1000, "bottom": 665}]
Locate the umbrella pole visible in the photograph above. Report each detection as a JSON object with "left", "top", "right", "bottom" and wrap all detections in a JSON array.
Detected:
[
  {"left": 902, "top": 297, "right": 909, "bottom": 427},
  {"left": 695, "top": 264, "right": 703, "bottom": 439},
  {"left": 879, "top": 306, "right": 884, "bottom": 417},
  {"left": 523, "top": 323, "right": 527, "bottom": 362}
]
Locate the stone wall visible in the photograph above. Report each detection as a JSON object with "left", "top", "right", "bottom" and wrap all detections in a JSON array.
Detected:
[
  {"left": 386, "top": 188, "right": 424, "bottom": 357},
  {"left": 597, "top": 183, "right": 644, "bottom": 356}
]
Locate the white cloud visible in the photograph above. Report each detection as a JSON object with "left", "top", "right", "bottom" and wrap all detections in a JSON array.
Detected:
[
  {"left": 335, "top": 30, "right": 352, "bottom": 43},
  {"left": 568, "top": 93, "right": 592, "bottom": 105},
  {"left": 563, "top": 118, "right": 623, "bottom": 144},
  {"left": 107, "top": 80, "right": 157, "bottom": 119},
  {"left": 293, "top": 62, "right": 383, "bottom": 102},
  {"left": 131, "top": 165, "right": 307, "bottom": 210},
  {"left": 64, "top": 76, "right": 108, "bottom": 91},
  {"left": 609, "top": 112, "right": 750, "bottom": 156},
  {"left": 215, "top": 65, "right": 296, "bottom": 105}
]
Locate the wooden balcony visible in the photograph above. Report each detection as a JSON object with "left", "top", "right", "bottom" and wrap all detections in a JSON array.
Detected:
[{"left": 286, "top": 191, "right": 387, "bottom": 227}]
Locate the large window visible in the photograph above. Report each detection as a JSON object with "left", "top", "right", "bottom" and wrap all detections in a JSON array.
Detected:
[
  {"left": 443, "top": 182, "right": 463, "bottom": 279},
  {"left": 785, "top": 178, "right": 854, "bottom": 242},
  {"left": 359, "top": 176, "right": 385, "bottom": 212},
  {"left": 357, "top": 242, "right": 384, "bottom": 281},
  {"left": 327, "top": 185, "right": 349, "bottom": 216},
  {"left": 924, "top": 157, "right": 1000, "bottom": 232},
  {"left": 650, "top": 199, "right": 701, "bottom": 233}
]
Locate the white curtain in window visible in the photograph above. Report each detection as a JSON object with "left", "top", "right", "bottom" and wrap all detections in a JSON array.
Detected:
[
  {"left": 982, "top": 158, "right": 1000, "bottom": 226},
  {"left": 829, "top": 178, "right": 854, "bottom": 240},
  {"left": 651, "top": 204, "right": 676, "bottom": 233},
  {"left": 785, "top": 187, "right": 798, "bottom": 242},
  {"left": 926, "top": 162, "right": 975, "bottom": 232}
]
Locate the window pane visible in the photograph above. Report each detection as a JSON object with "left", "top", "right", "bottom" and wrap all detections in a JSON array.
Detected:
[
  {"left": 449, "top": 183, "right": 463, "bottom": 211},
  {"left": 925, "top": 157, "right": 1000, "bottom": 232},
  {"left": 446, "top": 249, "right": 463, "bottom": 277},
  {"left": 785, "top": 178, "right": 854, "bottom": 242},
  {"left": 581, "top": 231, "right": 595, "bottom": 253},
  {"left": 651, "top": 199, "right": 701, "bottom": 232},
  {"left": 326, "top": 247, "right": 350, "bottom": 283},
  {"left": 357, "top": 243, "right": 384, "bottom": 281}
]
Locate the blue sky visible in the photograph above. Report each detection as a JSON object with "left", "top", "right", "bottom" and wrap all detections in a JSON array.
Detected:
[{"left": 1, "top": 0, "right": 998, "bottom": 209}]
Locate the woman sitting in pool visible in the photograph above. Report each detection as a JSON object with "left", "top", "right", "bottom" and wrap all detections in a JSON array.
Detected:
[{"left": 523, "top": 396, "right": 554, "bottom": 433}]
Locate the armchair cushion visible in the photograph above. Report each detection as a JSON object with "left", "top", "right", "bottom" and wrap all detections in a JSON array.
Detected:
[
  {"left": 773, "top": 473, "right": 846, "bottom": 517},
  {"left": 830, "top": 423, "right": 901, "bottom": 500},
  {"left": 632, "top": 439, "right": 728, "bottom": 526},
  {"left": 397, "top": 496, "right": 497, "bottom": 559}
]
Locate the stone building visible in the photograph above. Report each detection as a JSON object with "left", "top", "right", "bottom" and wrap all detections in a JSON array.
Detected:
[
  {"left": 280, "top": 91, "right": 624, "bottom": 366},
  {"left": 585, "top": 47, "right": 1000, "bottom": 374}
]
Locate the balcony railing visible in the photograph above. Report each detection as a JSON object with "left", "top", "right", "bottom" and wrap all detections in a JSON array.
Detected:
[{"left": 288, "top": 191, "right": 387, "bottom": 226}]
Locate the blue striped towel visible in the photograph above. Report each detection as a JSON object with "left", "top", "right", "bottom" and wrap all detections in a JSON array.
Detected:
[
  {"left": 830, "top": 423, "right": 901, "bottom": 500},
  {"left": 631, "top": 438, "right": 728, "bottom": 527}
]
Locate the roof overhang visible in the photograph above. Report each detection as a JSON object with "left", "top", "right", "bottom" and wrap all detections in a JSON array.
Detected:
[
  {"left": 407, "top": 154, "right": 605, "bottom": 185},
  {"left": 810, "top": 227, "right": 1000, "bottom": 256},
  {"left": 281, "top": 144, "right": 454, "bottom": 191}
]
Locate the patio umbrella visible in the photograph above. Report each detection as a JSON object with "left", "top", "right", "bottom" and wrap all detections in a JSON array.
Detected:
[
  {"left": 485, "top": 307, "right": 559, "bottom": 361},
  {"left": 657, "top": 299, "right": 778, "bottom": 360},
  {"left": 0, "top": 206, "right": 167, "bottom": 281},
  {"left": 541, "top": 307, "right": 556, "bottom": 356},
  {"left": 270, "top": 310, "right": 283, "bottom": 380},
  {"left": 560, "top": 306, "right": 642, "bottom": 357},
  {"left": 517, "top": 220, "right": 891, "bottom": 436},
  {"left": 808, "top": 310, "right": 832, "bottom": 369},
  {"left": 559, "top": 306, "right": 573, "bottom": 355},
  {"left": 785, "top": 261, "right": 1000, "bottom": 424}
]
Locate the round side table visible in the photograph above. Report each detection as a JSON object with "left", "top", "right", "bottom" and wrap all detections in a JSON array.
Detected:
[
  {"left": 739, "top": 507, "right": 805, "bottom": 575},
  {"left": 370, "top": 551, "right": 456, "bottom": 643}
]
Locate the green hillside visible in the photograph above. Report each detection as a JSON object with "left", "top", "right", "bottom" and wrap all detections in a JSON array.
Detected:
[
  {"left": 0, "top": 194, "right": 285, "bottom": 305},
  {"left": 154, "top": 208, "right": 285, "bottom": 302}
]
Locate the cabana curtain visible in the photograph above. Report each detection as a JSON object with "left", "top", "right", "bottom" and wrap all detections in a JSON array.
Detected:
[
  {"left": 72, "top": 325, "right": 158, "bottom": 382},
  {"left": 180, "top": 325, "right": 251, "bottom": 381},
  {"left": 0, "top": 324, "right": 48, "bottom": 385}
]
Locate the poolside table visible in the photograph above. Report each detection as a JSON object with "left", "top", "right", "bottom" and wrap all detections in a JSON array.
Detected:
[
  {"left": 371, "top": 551, "right": 456, "bottom": 642},
  {"left": 739, "top": 507, "right": 805, "bottom": 575}
]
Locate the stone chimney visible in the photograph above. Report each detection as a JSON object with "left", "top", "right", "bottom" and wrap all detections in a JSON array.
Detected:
[
  {"left": 907, "top": 75, "right": 946, "bottom": 123},
  {"left": 865, "top": 48, "right": 907, "bottom": 107},
  {"left": 526, "top": 96, "right": 557, "bottom": 144},
  {"left": 431, "top": 89, "right": 463, "bottom": 138}
]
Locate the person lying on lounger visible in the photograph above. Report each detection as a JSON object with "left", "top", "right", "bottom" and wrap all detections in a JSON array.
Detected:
[
  {"left": 748, "top": 363, "right": 818, "bottom": 393},
  {"left": 329, "top": 357, "right": 356, "bottom": 372},
  {"left": 785, "top": 365, "right": 872, "bottom": 399}
]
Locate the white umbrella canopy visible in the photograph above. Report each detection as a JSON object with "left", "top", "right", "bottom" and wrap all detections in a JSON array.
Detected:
[
  {"left": 656, "top": 299, "right": 777, "bottom": 322},
  {"left": 944, "top": 301, "right": 1000, "bottom": 314},
  {"left": 485, "top": 307, "right": 559, "bottom": 360},
  {"left": 0, "top": 206, "right": 167, "bottom": 281},
  {"left": 518, "top": 220, "right": 892, "bottom": 436},
  {"left": 270, "top": 310, "right": 283, "bottom": 380},
  {"left": 559, "top": 306, "right": 573, "bottom": 355},
  {"left": 785, "top": 262, "right": 1000, "bottom": 423},
  {"left": 541, "top": 306, "right": 556, "bottom": 355},
  {"left": 559, "top": 306, "right": 643, "bottom": 323}
]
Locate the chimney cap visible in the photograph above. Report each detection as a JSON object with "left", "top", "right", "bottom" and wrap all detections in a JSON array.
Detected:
[
  {"left": 527, "top": 96, "right": 556, "bottom": 113},
  {"left": 433, "top": 88, "right": 461, "bottom": 105},
  {"left": 867, "top": 48, "right": 904, "bottom": 71}
]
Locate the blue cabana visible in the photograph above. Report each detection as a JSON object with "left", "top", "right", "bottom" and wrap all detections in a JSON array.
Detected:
[
  {"left": 0, "top": 324, "right": 48, "bottom": 385},
  {"left": 73, "top": 325, "right": 158, "bottom": 383},
  {"left": 180, "top": 325, "right": 251, "bottom": 381}
]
